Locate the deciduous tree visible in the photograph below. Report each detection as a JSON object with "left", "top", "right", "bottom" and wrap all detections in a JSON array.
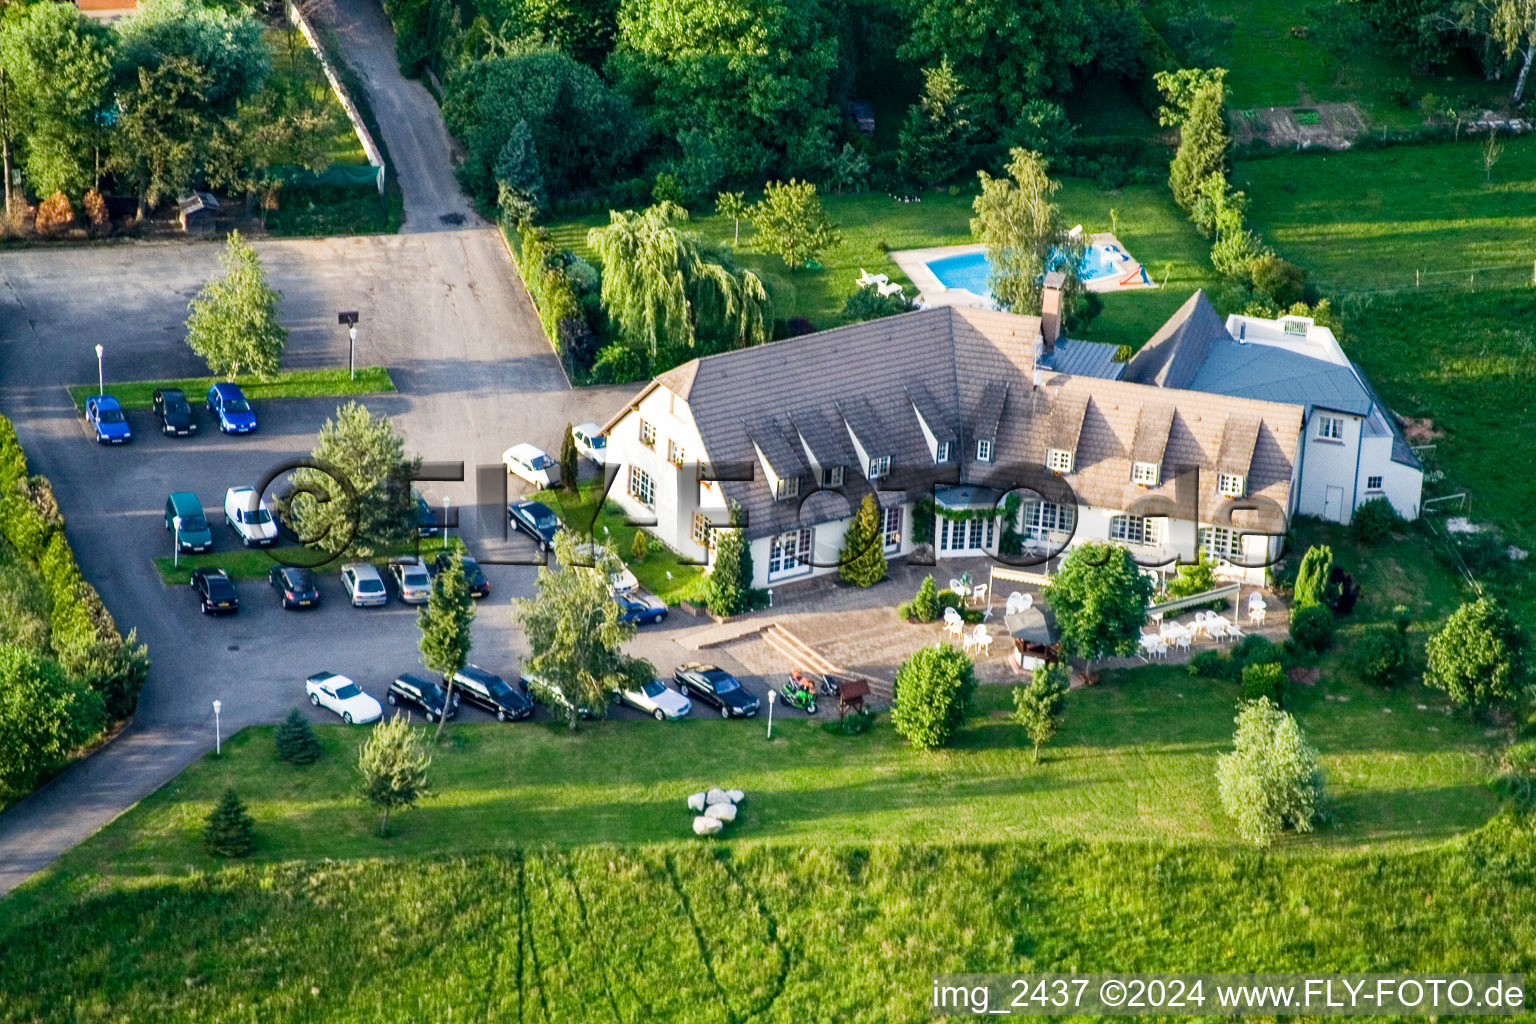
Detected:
[
  {"left": 108, "top": 56, "right": 211, "bottom": 220},
  {"left": 1216, "top": 698, "right": 1325, "bottom": 845},
  {"left": 971, "top": 148, "right": 1083, "bottom": 316},
  {"left": 358, "top": 713, "right": 432, "bottom": 837},
  {"left": 715, "top": 190, "right": 745, "bottom": 246},
  {"left": 1043, "top": 542, "right": 1155, "bottom": 673},
  {"left": 185, "top": 231, "right": 287, "bottom": 382},
  {"left": 1012, "top": 660, "right": 1068, "bottom": 763},
  {"left": 891, "top": 643, "right": 976, "bottom": 750},
  {"left": 1424, "top": 598, "right": 1527, "bottom": 708},
  {"left": 418, "top": 555, "right": 476, "bottom": 744},
  {"left": 115, "top": 0, "right": 270, "bottom": 113},
  {"left": 0, "top": 644, "right": 104, "bottom": 796},
  {"left": 748, "top": 180, "right": 840, "bottom": 271}
]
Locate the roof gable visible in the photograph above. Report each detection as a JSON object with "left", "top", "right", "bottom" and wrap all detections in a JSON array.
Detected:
[{"left": 1123, "top": 289, "right": 1229, "bottom": 389}]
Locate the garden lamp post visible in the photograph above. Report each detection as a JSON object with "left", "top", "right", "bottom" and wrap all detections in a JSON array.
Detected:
[
  {"left": 765, "top": 689, "right": 776, "bottom": 741},
  {"left": 172, "top": 515, "right": 182, "bottom": 568},
  {"left": 338, "top": 310, "right": 359, "bottom": 380},
  {"left": 94, "top": 344, "right": 104, "bottom": 395},
  {"left": 212, "top": 699, "right": 222, "bottom": 756}
]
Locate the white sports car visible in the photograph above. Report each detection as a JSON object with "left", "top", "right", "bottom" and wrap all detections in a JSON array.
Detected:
[
  {"left": 615, "top": 678, "right": 692, "bottom": 721},
  {"left": 305, "top": 672, "right": 382, "bottom": 724}
]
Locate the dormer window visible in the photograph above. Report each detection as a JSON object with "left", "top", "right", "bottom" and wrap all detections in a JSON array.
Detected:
[
  {"left": 775, "top": 476, "right": 800, "bottom": 502},
  {"left": 1047, "top": 449, "right": 1073, "bottom": 473},
  {"left": 821, "top": 466, "right": 844, "bottom": 488},
  {"left": 976, "top": 439, "right": 993, "bottom": 463},
  {"left": 867, "top": 456, "right": 891, "bottom": 480},
  {"left": 935, "top": 441, "right": 951, "bottom": 464},
  {"left": 1132, "top": 461, "right": 1160, "bottom": 486},
  {"left": 1218, "top": 473, "right": 1246, "bottom": 498}
]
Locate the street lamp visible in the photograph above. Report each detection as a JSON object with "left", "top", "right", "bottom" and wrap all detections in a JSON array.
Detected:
[
  {"left": 212, "top": 699, "right": 222, "bottom": 756},
  {"left": 94, "top": 344, "right": 104, "bottom": 396},
  {"left": 172, "top": 515, "right": 182, "bottom": 568},
  {"left": 765, "top": 689, "right": 777, "bottom": 740},
  {"left": 338, "top": 311, "right": 360, "bottom": 380}
]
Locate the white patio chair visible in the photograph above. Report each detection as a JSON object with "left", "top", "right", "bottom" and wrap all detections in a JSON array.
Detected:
[
  {"left": 944, "top": 612, "right": 965, "bottom": 639},
  {"left": 970, "top": 624, "right": 993, "bottom": 656},
  {"left": 1138, "top": 634, "right": 1166, "bottom": 661},
  {"left": 1174, "top": 632, "right": 1191, "bottom": 652},
  {"left": 1226, "top": 620, "right": 1245, "bottom": 641},
  {"left": 1249, "top": 605, "right": 1267, "bottom": 626},
  {"left": 971, "top": 583, "right": 988, "bottom": 606}
]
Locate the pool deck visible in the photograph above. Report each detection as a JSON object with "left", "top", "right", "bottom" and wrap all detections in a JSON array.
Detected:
[{"left": 889, "top": 233, "right": 1154, "bottom": 310}]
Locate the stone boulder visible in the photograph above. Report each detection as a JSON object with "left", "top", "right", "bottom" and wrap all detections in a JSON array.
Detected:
[
  {"left": 705, "top": 802, "right": 738, "bottom": 822},
  {"left": 726, "top": 789, "right": 744, "bottom": 804},
  {"left": 705, "top": 788, "right": 730, "bottom": 806},
  {"left": 687, "top": 792, "right": 707, "bottom": 813},
  {"left": 692, "top": 815, "right": 724, "bottom": 836}
]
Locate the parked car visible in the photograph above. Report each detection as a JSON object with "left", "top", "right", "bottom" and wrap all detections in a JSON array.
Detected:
[
  {"left": 616, "top": 589, "right": 667, "bottom": 626},
  {"left": 340, "top": 562, "right": 388, "bottom": 607},
  {"left": 571, "top": 422, "right": 606, "bottom": 464},
  {"left": 508, "top": 499, "right": 559, "bottom": 551},
  {"left": 430, "top": 551, "right": 489, "bottom": 598},
  {"left": 189, "top": 567, "right": 239, "bottom": 614},
  {"left": 84, "top": 394, "right": 132, "bottom": 444},
  {"left": 165, "top": 491, "right": 213, "bottom": 553},
  {"left": 414, "top": 490, "right": 442, "bottom": 538},
  {"left": 387, "top": 673, "right": 459, "bottom": 722},
  {"left": 673, "top": 663, "right": 760, "bottom": 718},
  {"left": 569, "top": 542, "right": 639, "bottom": 593},
  {"left": 306, "top": 671, "right": 382, "bottom": 725},
  {"left": 151, "top": 388, "right": 196, "bottom": 437},
  {"left": 268, "top": 564, "right": 320, "bottom": 609},
  {"left": 387, "top": 556, "right": 432, "bottom": 604},
  {"left": 223, "top": 486, "right": 278, "bottom": 547},
  {"left": 206, "top": 382, "right": 257, "bottom": 434},
  {"left": 502, "top": 442, "right": 556, "bottom": 488},
  {"left": 614, "top": 678, "right": 692, "bottom": 721},
  {"left": 520, "top": 670, "right": 598, "bottom": 720},
  {"left": 452, "top": 665, "right": 533, "bottom": 721}
]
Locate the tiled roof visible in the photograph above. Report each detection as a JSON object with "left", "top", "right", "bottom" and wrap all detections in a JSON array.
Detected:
[
  {"left": 1216, "top": 415, "right": 1262, "bottom": 477},
  {"left": 1123, "top": 290, "right": 1229, "bottom": 389},
  {"left": 1130, "top": 404, "right": 1175, "bottom": 465},
  {"left": 610, "top": 304, "right": 1304, "bottom": 538},
  {"left": 905, "top": 383, "right": 958, "bottom": 446}
]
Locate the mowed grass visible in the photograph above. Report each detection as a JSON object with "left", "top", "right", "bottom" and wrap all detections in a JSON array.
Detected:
[
  {"left": 151, "top": 535, "right": 462, "bottom": 585},
  {"left": 4, "top": 821, "right": 1535, "bottom": 1023},
  {"left": 544, "top": 181, "right": 1215, "bottom": 351},
  {"left": 68, "top": 367, "right": 395, "bottom": 412},
  {"left": 19, "top": 665, "right": 1497, "bottom": 888},
  {"left": 1237, "top": 137, "right": 1536, "bottom": 292},
  {"left": 534, "top": 483, "right": 705, "bottom": 603}
]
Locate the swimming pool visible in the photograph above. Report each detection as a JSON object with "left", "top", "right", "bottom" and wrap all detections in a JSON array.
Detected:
[{"left": 926, "top": 244, "right": 1130, "bottom": 298}]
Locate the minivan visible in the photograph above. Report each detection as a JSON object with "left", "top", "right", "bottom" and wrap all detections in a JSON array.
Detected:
[{"left": 165, "top": 491, "right": 213, "bottom": 552}]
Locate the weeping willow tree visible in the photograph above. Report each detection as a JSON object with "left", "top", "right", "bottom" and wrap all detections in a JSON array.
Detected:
[{"left": 586, "top": 202, "right": 770, "bottom": 360}]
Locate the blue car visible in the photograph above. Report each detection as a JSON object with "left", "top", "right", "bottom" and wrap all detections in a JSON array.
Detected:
[
  {"left": 84, "top": 395, "right": 132, "bottom": 444},
  {"left": 207, "top": 383, "right": 257, "bottom": 434},
  {"left": 616, "top": 589, "right": 668, "bottom": 626}
]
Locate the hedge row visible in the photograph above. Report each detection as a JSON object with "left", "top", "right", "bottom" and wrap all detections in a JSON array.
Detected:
[
  {"left": 0, "top": 413, "right": 149, "bottom": 721},
  {"left": 510, "top": 223, "right": 597, "bottom": 379}
]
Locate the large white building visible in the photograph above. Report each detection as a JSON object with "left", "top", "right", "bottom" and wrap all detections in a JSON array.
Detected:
[{"left": 600, "top": 290, "right": 1421, "bottom": 590}]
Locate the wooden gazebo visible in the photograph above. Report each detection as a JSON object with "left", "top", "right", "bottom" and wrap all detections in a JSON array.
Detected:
[{"left": 1004, "top": 603, "right": 1060, "bottom": 673}]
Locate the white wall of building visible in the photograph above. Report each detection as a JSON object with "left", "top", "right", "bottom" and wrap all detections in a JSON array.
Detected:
[
  {"left": 1295, "top": 409, "right": 1364, "bottom": 524},
  {"left": 606, "top": 387, "right": 713, "bottom": 561}
]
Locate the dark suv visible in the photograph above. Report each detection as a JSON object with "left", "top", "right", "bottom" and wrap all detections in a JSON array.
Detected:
[
  {"left": 452, "top": 665, "right": 533, "bottom": 721},
  {"left": 387, "top": 673, "right": 459, "bottom": 722},
  {"left": 190, "top": 567, "right": 239, "bottom": 614},
  {"left": 151, "top": 388, "right": 196, "bottom": 437},
  {"left": 431, "top": 551, "right": 490, "bottom": 598}
]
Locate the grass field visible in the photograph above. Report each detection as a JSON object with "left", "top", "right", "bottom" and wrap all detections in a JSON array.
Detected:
[
  {"left": 534, "top": 483, "right": 706, "bottom": 603},
  {"left": 151, "top": 535, "right": 461, "bottom": 585},
  {"left": 69, "top": 367, "right": 395, "bottom": 412},
  {"left": 545, "top": 182, "right": 1215, "bottom": 351},
  {"left": 1237, "top": 137, "right": 1536, "bottom": 294}
]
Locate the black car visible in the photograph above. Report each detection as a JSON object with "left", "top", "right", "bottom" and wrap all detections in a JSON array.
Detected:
[
  {"left": 508, "top": 499, "right": 559, "bottom": 550},
  {"left": 151, "top": 388, "right": 196, "bottom": 437},
  {"left": 673, "top": 663, "right": 760, "bottom": 718},
  {"left": 190, "top": 567, "right": 239, "bottom": 614},
  {"left": 432, "top": 551, "right": 490, "bottom": 598},
  {"left": 415, "top": 490, "right": 442, "bottom": 538},
  {"left": 268, "top": 565, "right": 320, "bottom": 609},
  {"left": 387, "top": 673, "right": 460, "bottom": 722},
  {"left": 452, "top": 665, "right": 534, "bottom": 721}
]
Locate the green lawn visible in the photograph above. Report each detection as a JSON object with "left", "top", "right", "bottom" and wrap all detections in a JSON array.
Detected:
[
  {"left": 1237, "top": 137, "right": 1536, "bottom": 293},
  {"left": 546, "top": 183, "right": 1214, "bottom": 351},
  {"left": 152, "top": 535, "right": 461, "bottom": 585},
  {"left": 534, "top": 483, "right": 706, "bottom": 603},
  {"left": 261, "top": 28, "right": 371, "bottom": 168},
  {"left": 69, "top": 367, "right": 394, "bottom": 412}
]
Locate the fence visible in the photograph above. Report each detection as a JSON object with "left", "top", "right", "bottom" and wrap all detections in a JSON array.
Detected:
[
  {"left": 286, "top": 1, "right": 386, "bottom": 196},
  {"left": 1315, "top": 260, "right": 1536, "bottom": 297}
]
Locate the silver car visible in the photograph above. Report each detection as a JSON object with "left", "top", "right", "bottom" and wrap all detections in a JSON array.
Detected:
[
  {"left": 340, "top": 562, "right": 388, "bottom": 607},
  {"left": 387, "top": 556, "right": 432, "bottom": 604}
]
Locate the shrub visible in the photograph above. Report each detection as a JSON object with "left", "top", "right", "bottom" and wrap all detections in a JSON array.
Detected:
[
  {"left": 651, "top": 172, "right": 685, "bottom": 206},
  {"left": 82, "top": 189, "right": 110, "bottom": 233},
  {"left": 1216, "top": 698, "right": 1325, "bottom": 845},
  {"left": 838, "top": 494, "right": 887, "bottom": 588},
  {"left": 821, "top": 709, "right": 875, "bottom": 737},
  {"left": 900, "top": 575, "right": 941, "bottom": 623},
  {"left": 1289, "top": 605, "right": 1334, "bottom": 653},
  {"left": 0, "top": 475, "right": 64, "bottom": 563},
  {"left": 1424, "top": 598, "right": 1526, "bottom": 709},
  {"left": 1249, "top": 253, "right": 1306, "bottom": 306},
  {"left": 1292, "top": 545, "right": 1332, "bottom": 609},
  {"left": 1356, "top": 626, "right": 1409, "bottom": 687},
  {"left": 275, "top": 708, "right": 322, "bottom": 764},
  {"left": 1241, "top": 661, "right": 1285, "bottom": 704},
  {"left": 630, "top": 529, "right": 649, "bottom": 562},
  {"left": 1166, "top": 553, "right": 1217, "bottom": 600},
  {"left": 34, "top": 192, "right": 75, "bottom": 236},
  {"left": 0, "top": 644, "right": 105, "bottom": 795},
  {"left": 1350, "top": 497, "right": 1403, "bottom": 543},
  {"left": 891, "top": 644, "right": 976, "bottom": 750},
  {"left": 1325, "top": 567, "right": 1361, "bottom": 616},
  {"left": 1231, "top": 633, "right": 1280, "bottom": 671},
  {"left": 1188, "top": 649, "right": 1230, "bottom": 679},
  {"left": 203, "top": 788, "right": 255, "bottom": 858}
]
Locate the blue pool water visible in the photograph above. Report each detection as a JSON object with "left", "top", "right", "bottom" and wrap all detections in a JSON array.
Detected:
[{"left": 927, "top": 244, "right": 1129, "bottom": 298}]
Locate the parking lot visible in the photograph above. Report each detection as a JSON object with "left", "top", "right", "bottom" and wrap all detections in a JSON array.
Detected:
[{"left": 0, "top": 234, "right": 787, "bottom": 742}]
